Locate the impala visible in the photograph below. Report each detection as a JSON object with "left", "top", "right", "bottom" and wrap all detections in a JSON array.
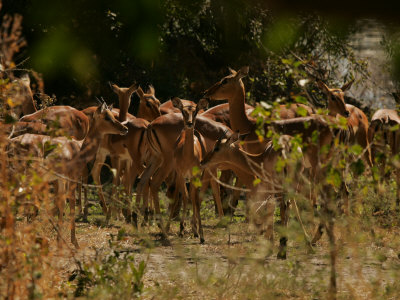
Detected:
[
  {"left": 201, "top": 132, "right": 306, "bottom": 258},
  {"left": 203, "top": 67, "right": 321, "bottom": 155},
  {"left": 81, "top": 82, "right": 156, "bottom": 222},
  {"left": 160, "top": 98, "right": 199, "bottom": 114},
  {"left": 19, "top": 105, "right": 90, "bottom": 141},
  {"left": 317, "top": 80, "right": 372, "bottom": 167},
  {"left": 169, "top": 97, "right": 209, "bottom": 243},
  {"left": 202, "top": 67, "right": 315, "bottom": 214},
  {"left": 368, "top": 108, "right": 400, "bottom": 206},
  {"left": 3, "top": 73, "right": 36, "bottom": 119},
  {"left": 8, "top": 103, "right": 128, "bottom": 247},
  {"left": 135, "top": 110, "right": 233, "bottom": 229}
]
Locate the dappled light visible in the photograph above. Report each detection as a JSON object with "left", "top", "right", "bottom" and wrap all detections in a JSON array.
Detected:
[{"left": 2, "top": 1, "right": 400, "bottom": 299}]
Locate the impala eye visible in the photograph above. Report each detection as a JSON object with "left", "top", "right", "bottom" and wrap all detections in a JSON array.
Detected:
[{"left": 221, "top": 78, "right": 228, "bottom": 85}]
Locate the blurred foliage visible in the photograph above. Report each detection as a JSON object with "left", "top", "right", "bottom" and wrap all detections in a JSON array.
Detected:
[
  {"left": 3, "top": 0, "right": 373, "bottom": 110},
  {"left": 382, "top": 24, "right": 400, "bottom": 91}
]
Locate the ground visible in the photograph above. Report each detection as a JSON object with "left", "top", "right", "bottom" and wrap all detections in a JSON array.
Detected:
[{"left": 35, "top": 187, "right": 400, "bottom": 300}]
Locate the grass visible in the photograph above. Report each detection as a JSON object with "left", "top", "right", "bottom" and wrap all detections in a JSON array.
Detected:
[{"left": 3, "top": 175, "right": 400, "bottom": 299}]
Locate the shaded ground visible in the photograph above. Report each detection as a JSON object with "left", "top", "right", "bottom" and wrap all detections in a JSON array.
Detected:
[{"left": 45, "top": 194, "right": 400, "bottom": 299}]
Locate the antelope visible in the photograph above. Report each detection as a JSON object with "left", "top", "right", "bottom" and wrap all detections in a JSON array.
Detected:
[
  {"left": 317, "top": 80, "right": 372, "bottom": 167},
  {"left": 202, "top": 67, "right": 315, "bottom": 214},
  {"left": 81, "top": 82, "right": 156, "bottom": 222},
  {"left": 201, "top": 132, "right": 305, "bottom": 258},
  {"left": 19, "top": 106, "right": 90, "bottom": 141},
  {"left": 2, "top": 73, "right": 36, "bottom": 119},
  {"left": 160, "top": 98, "right": 199, "bottom": 115},
  {"left": 203, "top": 67, "right": 315, "bottom": 154},
  {"left": 165, "top": 97, "right": 209, "bottom": 242},
  {"left": 368, "top": 108, "right": 400, "bottom": 206},
  {"left": 135, "top": 109, "right": 233, "bottom": 230},
  {"left": 8, "top": 103, "right": 128, "bottom": 247}
]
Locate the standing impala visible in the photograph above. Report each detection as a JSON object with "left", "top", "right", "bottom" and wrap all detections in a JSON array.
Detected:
[
  {"left": 203, "top": 67, "right": 315, "bottom": 154},
  {"left": 82, "top": 82, "right": 158, "bottom": 222},
  {"left": 4, "top": 73, "right": 37, "bottom": 119},
  {"left": 317, "top": 80, "right": 372, "bottom": 167},
  {"left": 201, "top": 132, "right": 306, "bottom": 258},
  {"left": 19, "top": 106, "right": 90, "bottom": 140},
  {"left": 135, "top": 109, "right": 232, "bottom": 229},
  {"left": 369, "top": 108, "right": 400, "bottom": 206},
  {"left": 170, "top": 97, "right": 209, "bottom": 243},
  {"left": 9, "top": 103, "right": 128, "bottom": 247}
]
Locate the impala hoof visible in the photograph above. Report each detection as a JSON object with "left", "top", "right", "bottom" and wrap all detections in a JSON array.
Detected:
[
  {"left": 200, "top": 237, "right": 205, "bottom": 244},
  {"left": 277, "top": 251, "right": 286, "bottom": 260}
]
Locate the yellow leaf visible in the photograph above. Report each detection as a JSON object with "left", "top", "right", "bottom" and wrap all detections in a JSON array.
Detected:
[{"left": 7, "top": 98, "right": 16, "bottom": 108}]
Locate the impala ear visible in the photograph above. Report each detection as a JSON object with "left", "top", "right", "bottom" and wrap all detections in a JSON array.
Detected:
[
  {"left": 341, "top": 79, "right": 354, "bottom": 92},
  {"left": 96, "top": 102, "right": 107, "bottom": 115},
  {"left": 136, "top": 86, "right": 144, "bottom": 98},
  {"left": 171, "top": 97, "right": 183, "bottom": 110},
  {"left": 228, "top": 67, "right": 237, "bottom": 75},
  {"left": 317, "top": 80, "right": 330, "bottom": 94},
  {"left": 236, "top": 66, "right": 249, "bottom": 79},
  {"left": 147, "top": 85, "right": 155, "bottom": 96},
  {"left": 231, "top": 130, "right": 240, "bottom": 142},
  {"left": 128, "top": 82, "right": 137, "bottom": 93},
  {"left": 20, "top": 73, "right": 30, "bottom": 86},
  {"left": 197, "top": 98, "right": 208, "bottom": 112},
  {"left": 110, "top": 83, "right": 121, "bottom": 95}
]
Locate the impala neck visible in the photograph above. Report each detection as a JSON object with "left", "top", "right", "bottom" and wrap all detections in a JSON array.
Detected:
[
  {"left": 69, "top": 120, "right": 104, "bottom": 172},
  {"left": 228, "top": 83, "right": 253, "bottom": 133},
  {"left": 23, "top": 92, "right": 37, "bottom": 115},
  {"left": 327, "top": 100, "right": 338, "bottom": 117},
  {"left": 182, "top": 127, "right": 195, "bottom": 160},
  {"left": 118, "top": 95, "right": 130, "bottom": 122},
  {"left": 137, "top": 102, "right": 146, "bottom": 120}
]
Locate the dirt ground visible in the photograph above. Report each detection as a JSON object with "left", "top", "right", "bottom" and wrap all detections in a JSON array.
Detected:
[{"left": 46, "top": 196, "right": 400, "bottom": 299}]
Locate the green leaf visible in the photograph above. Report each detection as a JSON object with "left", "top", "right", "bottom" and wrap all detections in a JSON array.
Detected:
[
  {"left": 253, "top": 178, "right": 261, "bottom": 186},
  {"left": 296, "top": 105, "right": 308, "bottom": 117},
  {"left": 350, "top": 159, "right": 365, "bottom": 176},
  {"left": 294, "top": 95, "right": 307, "bottom": 104}
]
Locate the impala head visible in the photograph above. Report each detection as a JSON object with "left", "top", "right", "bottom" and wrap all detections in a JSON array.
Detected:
[
  {"left": 92, "top": 102, "right": 128, "bottom": 135},
  {"left": 203, "top": 66, "right": 249, "bottom": 101},
  {"left": 7, "top": 74, "right": 36, "bottom": 118},
  {"left": 172, "top": 97, "right": 208, "bottom": 129},
  {"left": 135, "top": 85, "right": 161, "bottom": 121},
  {"left": 317, "top": 80, "right": 353, "bottom": 118},
  {"left": 201, "top": 131, "right": 240, "bottom": 168},
  {"left": 110, "top": 81, "right": 137, "bottom": 108}
]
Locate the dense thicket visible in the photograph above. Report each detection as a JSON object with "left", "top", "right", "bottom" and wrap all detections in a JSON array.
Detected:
[{"left": 3, "top": 0, "right": 393, "bottom": 111}]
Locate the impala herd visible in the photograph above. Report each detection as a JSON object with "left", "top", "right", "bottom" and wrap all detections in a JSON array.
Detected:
[{"left": 2, "top": 66, "right": 400, "bottom": 259}]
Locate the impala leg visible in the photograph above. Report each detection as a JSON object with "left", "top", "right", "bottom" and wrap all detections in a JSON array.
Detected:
[
  {"left": 228, "top": 175, "right": 243, "bottom": 216},
  {"left": 277, "top": 196, "right": 289, "bottom": 260},
  {"left": 218, "top": 170, "right": 233, "bottom": 215},
  {"left": 83, "top": 174, "right": 89, "bottom": 222},
  {"left": 77, "top": 177, "right": 83, "bottom": 218},
  {"left": 91, "top": 153, "right": 109, "bottom": 221},
  {"left": 396, "top": 167, "right": 400, "bottom": 209},
  {"left": 207, "top": 168, "right": 224, "bottom": 218},
  {"left": 338, "top": 180, "right": 350, "bottom": 215},
  {"left": 166, "top": 174, "right": 181, "bottom": 233},
  {"left": 68, "top": 182, "right": 79, "bottom": 248},
  {"left": 134, "top": 156, "right": 162, "bottom": 227},
  {"left": 148, "top": 163, "right": 172, "bottom": 236},
  {"left": 110, "top": 155, "right": 122, "bottom": 220},
  {"left": 191, "top": 183, "right": 204, "bottom": 244},
  {"left": 56, "top": 180, "right": 66, "bottom": 248},
  {"left": 178, "top": 176, "right": 188, "bottom": 237},
  {"left": 264, "top": 197, "right": 275, "bottom": 242}
]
